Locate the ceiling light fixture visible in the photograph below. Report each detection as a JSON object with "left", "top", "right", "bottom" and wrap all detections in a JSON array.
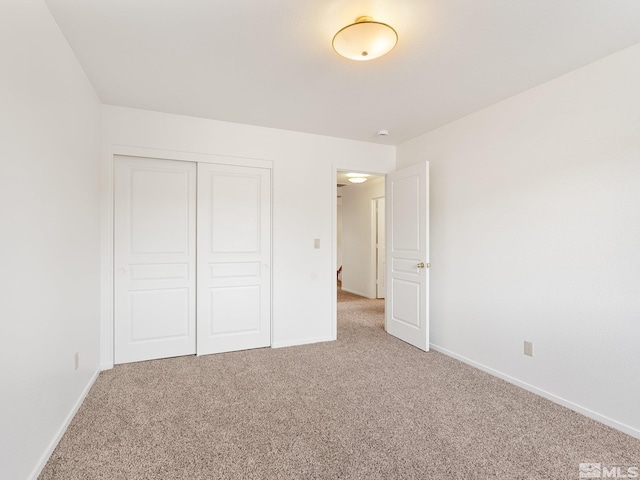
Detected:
[
  {"left": 348, "top": 177, "right": 367, "bottom": 184},
  {"left": 347, "top": 173, "right": 369, "bottom": 184},
  {"left": 332, "top": 16, "right": 398, "bottom": 61},
  {"left": 346, "top": 172, "right": 370, "bottom": 177}
]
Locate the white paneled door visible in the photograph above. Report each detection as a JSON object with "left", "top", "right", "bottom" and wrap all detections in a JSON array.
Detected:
[
  {"left": 385, "top": 162, "right": 429, "bottom": 350},
  {"left": 114, "top": 156, "right": 197, "bottom": 364},
  {"left": 197, "top": 163, "right": 271, "bottom": 355}
]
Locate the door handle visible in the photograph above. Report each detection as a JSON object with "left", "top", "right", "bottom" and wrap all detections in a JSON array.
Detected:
[{"left": 417, "top": 262, "right": 430, "bottom": 269}]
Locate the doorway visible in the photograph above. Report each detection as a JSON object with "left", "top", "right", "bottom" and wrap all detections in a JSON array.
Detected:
[
  {"left": 335, "top": 170, "right": 386, "bottom": 336},
  {"left": 334, "top": 162, "right": 430, "bottom": 351}
]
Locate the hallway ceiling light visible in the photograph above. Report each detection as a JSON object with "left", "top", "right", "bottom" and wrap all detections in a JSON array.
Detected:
[
  {"left": 348, "top": 175, "right": 368, "bottom": 184},
  {"left": 332, "top": 16, "right": 398, "bottom": 61}
]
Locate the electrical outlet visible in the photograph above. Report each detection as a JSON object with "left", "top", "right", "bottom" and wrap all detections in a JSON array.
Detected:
[
  {"left": 314, "top": 238, "right": 320, "bottom": 249},
  {"left": 74, "top": 352, "right": 79, "bottom": 371},
  {"left": 524, "top": 341, "right": 533, "bottom": 357}
]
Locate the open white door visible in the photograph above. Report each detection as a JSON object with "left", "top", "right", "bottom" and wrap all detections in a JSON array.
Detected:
[
  {"left": 197, "top": 163, "right": 271, "bottom": 355},
  {"left": 114, "top": 156, "right": 197, "bottom": 364},
  {"left": 385, "top": 162, "right": 429, "bottom": 351}
]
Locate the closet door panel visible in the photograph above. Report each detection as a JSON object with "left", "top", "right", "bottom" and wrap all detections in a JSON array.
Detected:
[
  {"left": 114, "top": 156, "right": 196, "bottom": 364},
  {"left": 197, "top": 164, "right": 271, "bottom": 355}
]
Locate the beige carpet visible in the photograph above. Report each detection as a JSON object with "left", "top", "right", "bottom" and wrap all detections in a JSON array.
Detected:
[{"left": 40, "top": 290, "right": 640, "bottom": 479}]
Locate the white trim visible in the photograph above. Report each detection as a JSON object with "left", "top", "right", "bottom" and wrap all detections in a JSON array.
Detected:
[
  {"left": 372, "top": 196, "right": 385, "bottom": 299},
  {"left": 272, "top": 335, "right": 335, "bottom": 349},
  {"left": 101, "top": 145, "right": 273, "bottom": 367},
  {"left": 28, "top": 369, "right": 100, "bottom": 480},
  {"left": 110, "top": 144, "right": 273, "bottom": 168},
  {"left": 370, "top": 198, "right": 377, "bottom": 298},
  {"left": 340, "top": 286, "right": 375, "bottom": 299},
  {"left": 430, "top": 343, "right": 640, "bottom": 440},
  {"left": 331, "top": 171, "right": 338, "bottom": 341},
  {"left": 268, "top": 162, "right": 275, "bottom": 351}
]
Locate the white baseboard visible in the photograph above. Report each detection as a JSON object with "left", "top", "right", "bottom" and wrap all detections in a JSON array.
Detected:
[
  {"left": 100, "top": 362, "right": 114, "bottom": 371},
  {"left": 28, "top": 369, "right": 100, "bottom": 480},
  {"left": 340, "top": 287, "right": 374, "bottom": 299},
  {"left": 430, "top": 343, "right": 640, "bottom": 440},
  {"left": 272, "top": 335, "right": 335, "bottom": 349}
]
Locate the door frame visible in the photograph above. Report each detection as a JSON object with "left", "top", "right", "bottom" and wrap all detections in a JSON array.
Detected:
[
  {"left": 101, "top": 145, "right": 272, "bottom": 369},
  {"left": 332, "top": 165, "right": 389, "bottom": 340},
  {"left": 372, "top": 196, "right": 385, "bottom": 299}
]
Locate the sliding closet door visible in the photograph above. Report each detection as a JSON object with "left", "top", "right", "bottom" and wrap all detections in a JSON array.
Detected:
[
  {"left": 114, "top": 156, "right": 197, "bottom": 364},
  {"left": 197, "top": 163, "right": 271, "bottom": 355}
]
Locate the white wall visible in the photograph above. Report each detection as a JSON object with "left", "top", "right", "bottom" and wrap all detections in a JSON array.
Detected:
[
  {"left": 0, "top": 1, "right": 102, "bottom": 479},
  {"left": 341, "top": 177, "right": 385, "bottom": 298},
  {"left": 397, "top": 43, "right": 640, "bottom": 437},
  {"left": 100, "top": 106, "right": 395, "bottom": 366}
]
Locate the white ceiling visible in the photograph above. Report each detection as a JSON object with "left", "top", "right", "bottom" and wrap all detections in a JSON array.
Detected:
[{"left": 45, "top": 0, "right": 640, "bottom": 146}]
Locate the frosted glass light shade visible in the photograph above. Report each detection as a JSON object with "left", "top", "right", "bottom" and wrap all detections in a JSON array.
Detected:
[
  {"left": 348, "top": 177, "right": 367, "bottom": 184},
  {"left": 332, "top": 16, "right": 398, "bottom": 61}
]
